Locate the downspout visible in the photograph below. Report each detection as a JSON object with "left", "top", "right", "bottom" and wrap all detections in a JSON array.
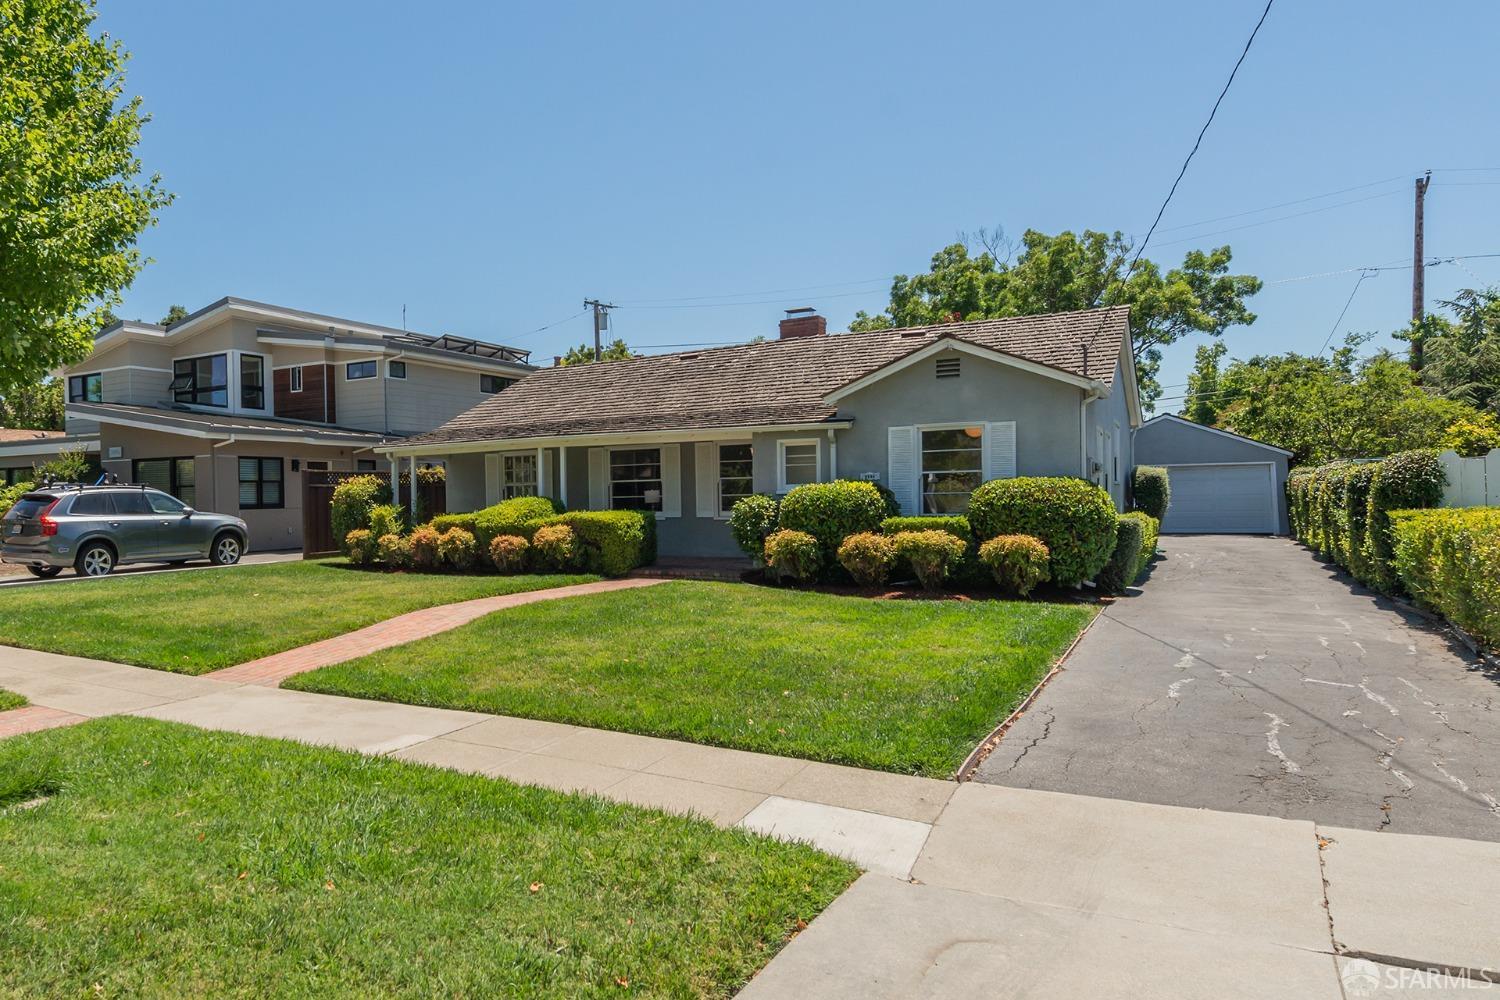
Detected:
[
  {"left": 826, "top": 427, "right": 838, "bottom": 480},
  {"left": 1079, "top": 388, "right": 1103, "bottom": 480}
]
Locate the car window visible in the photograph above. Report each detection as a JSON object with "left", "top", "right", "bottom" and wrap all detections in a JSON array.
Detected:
[
  {"left": 146, "top": 491, "right": 186, "bottom": 514},
  {"left": 7, "top": 496, "right": 54, "bottom": 519},
  {"left": 69, "top": 493, "right": 115, "bottom": 516},
  {"left": 111, "top": 492, "right": 152, "bottom": 515}
]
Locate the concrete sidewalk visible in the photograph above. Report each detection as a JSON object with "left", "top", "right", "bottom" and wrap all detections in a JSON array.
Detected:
[{"left": 3, "top": 643, "right": 1498, "bottom": 996}]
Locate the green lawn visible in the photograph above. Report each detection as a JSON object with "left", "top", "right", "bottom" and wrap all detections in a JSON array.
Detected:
[
  {"left": 0, "top": 717, "right": 856, "bottom": 998},
  {"left": 0, "top": 562, "right": 597, "bottom": 674},
  {"left": 289, "top": 581, "right": 1096, "bottom": 777},
  {"left": 0, "top": 689, "right": 25, "bottom": 711}
]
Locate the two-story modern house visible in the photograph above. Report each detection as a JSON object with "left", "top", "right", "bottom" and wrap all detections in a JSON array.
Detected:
[
  {"left": 378, "top": 305, "right": 1143, "bottom": 559},
  {"left": 61, "top": 297, "right": 533, "bottom": 550}
]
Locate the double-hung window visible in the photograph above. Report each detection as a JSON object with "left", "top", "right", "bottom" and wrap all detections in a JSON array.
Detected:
[
  {"left": 609, "top": 448, "right": 662, "bottom": 512},
  {"left": 132, "top": 457, "right": 196, "bottom": 507},
  {"left": 171, "top": 354, "right": 228, "bottom": 407},
  {"left": 240, "top": 354, "right": 265, "bottom": 409},
  {"left": 920, "top": 426, "right": 984, "bottom": 513},
  {"left": 502, "top": 453, "right": 538, "bottom": 499},
  {"left": 238, "top": 457, "right": 283, "bottom": 509},
  {"left": 68, "top": 373, "right": 103, "bottom": 403},
  {"left": 717, "top": 444, "right": 753, "bottom": 514},
  {"left": 776, "top": 440, "right": 817, "bottom": 493}
]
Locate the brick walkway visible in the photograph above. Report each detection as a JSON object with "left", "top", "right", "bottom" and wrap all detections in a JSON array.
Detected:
[
  {"left": 206, "top": 578, "right": 666, "bottom": 686},
  {"left": 0, "top": 705, "right": 86, "bottom": 739}
]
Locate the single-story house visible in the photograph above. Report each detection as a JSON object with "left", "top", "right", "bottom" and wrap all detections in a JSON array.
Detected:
[
  {"left": 381, "top": 306, "right": 1144, "bottom": 558},
  {"left": 0, "top": 429, "right": 100, "bottom": 486},
  {"left": 1132, "top": 413, "right": 1291, "bottom": 535}
]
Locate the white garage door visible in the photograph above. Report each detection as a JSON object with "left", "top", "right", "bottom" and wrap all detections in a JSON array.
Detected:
[{"left": 1160, "top": 463, "right": 1275, "bottom": 534}]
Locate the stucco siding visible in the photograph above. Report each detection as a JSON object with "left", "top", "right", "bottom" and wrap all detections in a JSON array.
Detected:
[
  {"left": 833, "top": 346, "right": 1086, "bottom": 491},
  {"left": 1084, "top": 357, "right": 1134, "bottom": 510}
]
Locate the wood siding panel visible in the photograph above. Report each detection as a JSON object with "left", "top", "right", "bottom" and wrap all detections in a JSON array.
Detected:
[{"left": 273, "top": 364, "right": 336, "bottom": 423}]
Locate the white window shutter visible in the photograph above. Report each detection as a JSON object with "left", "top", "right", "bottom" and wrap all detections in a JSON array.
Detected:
[
  {"left": 694, "top": 442, "right": 717, "bottom": 518},
  {"left": 986, "top": 421, "right": 1017, "bottom": 480},
  {"left": 538, "top": 448, "right": 553, "bottom": 500},
  {"left": 887, "top": 426, "right": 917, "bottom": 514},
  {"left": 588, "top": 448, "right": 608, "bottom": 509},
  {"left": 661, "top": 444, "right": 682, "bottom": 518},
  {"left": 484, "top": 453, "right": 500, "bottom": 506}
]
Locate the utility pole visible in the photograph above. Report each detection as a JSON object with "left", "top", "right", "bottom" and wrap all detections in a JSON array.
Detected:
[
  {"left": 582, "top": 299, "right": 615, "bottom": 362},
  {"left": 1412, "top": 171, "right": 1432, "bottom": 324}
]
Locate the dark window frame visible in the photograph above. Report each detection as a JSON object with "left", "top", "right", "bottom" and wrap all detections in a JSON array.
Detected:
[
  {"left": 172, "top": 353, "right": 229, "bottom": 407},
  {"left": 290, "top": 366, "right": 304, "bottom": 392},
  {"left": 132, "top": 456, "right": 196, "bottom": 507},
  {"left": 609, "top": 447, "right": 663, "bottom": 512},
  {"left": 387, "top": 360, "right": 407, "bottom": 379},
  {"left": 480, "top": 374, "right": 512, "bottom": 394},
  {"left": 237, "top": 456, "right": 284, "bottom": 510},
  {"left": 68, "top": 372, "right": 103, "bottom": 403},
  {"left": 240, "top": 353, "right": 266, "bottom": 409},
  {"left": 346, "top": 361, "right": 377, "bottom": 381}
]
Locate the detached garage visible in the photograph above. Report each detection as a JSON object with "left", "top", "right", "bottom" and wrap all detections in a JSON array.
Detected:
[{"left": 1133, "top": 414, "right": 1292, "bottom": 535}]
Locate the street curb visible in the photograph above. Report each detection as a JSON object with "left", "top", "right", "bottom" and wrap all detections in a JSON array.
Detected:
[{"left": 954, "top": 602, "right": 1105, "bottom": 782}]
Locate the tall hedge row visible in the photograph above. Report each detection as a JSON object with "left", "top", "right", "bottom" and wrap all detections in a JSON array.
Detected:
[
  {"left": 1286, "top": 450, "right": 1446, "bottom": 595},
  {"left": 1390, "top": 508, "right": 1500, "bottom": 648}
]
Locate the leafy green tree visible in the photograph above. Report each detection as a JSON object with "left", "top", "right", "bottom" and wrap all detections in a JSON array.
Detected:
[
  {"left": 1410, "top": 287, "right": 1500, "bottom": 415},
  {"left": 0, "top": 378, "right": 65, "bottom": 430},
  {"left": 559, "top": 338, "right": 633, "bottom": 366},
  {"left": 1211, "top": 336, "right": 1476, "bottom": 464},
  {"left": 159, "top": 304, "right": 189, "bottom": 326},
  {"left": 849, "top": 230, "right": 1261, "bottom": 408},
  {"left": 1182, "top": 342, "right": 1228, "bottom": 425},
  {"left": 0, "top": 0, "right": 172, "bottom": 397}
]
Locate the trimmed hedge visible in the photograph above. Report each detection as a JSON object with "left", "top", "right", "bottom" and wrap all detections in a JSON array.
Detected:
[
  {"left": 1390, "top": 507, "right": 1500, "bottom": 648},
  {"left": 541, "top": 510, "right": 653, "bottom": 577},
  {"left": 880, "top": 515, "right": 983, "bottom": 585},
  {"left": 330, "top": 475, "right": 391, "bottom": 554},
  {"left": 430, "top": 496, "right": 561, "bottom": 548},
  {"left": 837, "top": 532, "right": 896, "bottom": 588},
  {"left": 1122, "top": 511, "right": 1159, "bottom": 571},
  {"left": 890, "top": 530, "right": 967, "bottom": 592},
  {"left": 968, "top": 477, "right": 1118, "bottom": 586},
  {"left": 1096, "top": 516, "right": 1146, "bottom": 594},
  {"left": 1289, "top": 450, "right": 1446, "bottom": 595},
  {"left": 777, "top": 481, "right": 889, "bottom": 569},
  {"left": 1131, "top": 466, "right": 1170, "bottom": 521}
]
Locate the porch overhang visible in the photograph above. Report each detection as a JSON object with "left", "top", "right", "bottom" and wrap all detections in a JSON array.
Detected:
[{"left": 376, "top": 420, "right": 855, "bottom": 459}]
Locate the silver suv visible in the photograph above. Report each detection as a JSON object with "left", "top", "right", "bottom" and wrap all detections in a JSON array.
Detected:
[{"left": 2, "top": 484, "right": 250, "bottom": 579}]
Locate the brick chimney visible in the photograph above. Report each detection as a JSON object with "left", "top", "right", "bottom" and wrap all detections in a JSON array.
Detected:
[{"left": 779, "top": 307, "right": 826, "bottom": 340}]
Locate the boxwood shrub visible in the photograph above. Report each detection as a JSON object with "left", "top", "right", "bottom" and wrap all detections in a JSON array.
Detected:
[
  {"left": 777, "top": 480, "right": 889, "bottom": 567},
  {"left": 1364, "top": 450, "right": 1446, "bottom": 593},
  {"left": 430, "top": 496, "right": 561, "bottom": 548},
  {"left": 1131, "top": 466, "right": 1170, "bottom": 521},
  {"left": 836, "top": 531, "right": 896, "bottom": 588},
  {"left": 540, "top": 510, "right": 653, "bottom": 577},
  {"left": 977, "top": 534, "right": 1050, "bottom": 596},
  {"left": 729, "top": 494, "right": 779, "bottom": 561},
  {"left": 967, "top": 477, "right": 1117, "bottom": 586},
  {"left": 890, "top": 530, "right": 967, "bottom": 592},
  {"left": 1095, "top": 515, "right": 1146, "bottom": 594},
  {"left": 1390, "top": 507, "right": 1500, "bottom": 648},
  {"left": 1122, "top": 511, "right": 1159, "bottom": 569},
  {"left": 880, "top": 515, "right": 983, "bottom": 585},
  {"left": 764, "top": 528, "right": 821, "bottom": 584}
]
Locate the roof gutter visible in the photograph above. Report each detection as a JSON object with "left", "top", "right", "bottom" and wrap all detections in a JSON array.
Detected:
[{"left": 375, "top": 420, "right": 856, "bottom": 458}]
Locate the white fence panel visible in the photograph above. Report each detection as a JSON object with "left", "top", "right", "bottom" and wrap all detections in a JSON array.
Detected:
[{"left": 1438, "top": 448, "right": 1500, "bottom": 507}]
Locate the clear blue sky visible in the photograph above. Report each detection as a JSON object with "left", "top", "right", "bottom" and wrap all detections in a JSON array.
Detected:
[{"left": 97, "top": 0, "right": 1500, "bottom": 409}]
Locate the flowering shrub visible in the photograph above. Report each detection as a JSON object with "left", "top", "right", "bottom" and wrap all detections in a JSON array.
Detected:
[
  {"left": 344, "top": 529, "right": 376, "bottom": 566},
  {"left": 376, "top": 532, "right": 411, "bottom": 568},
  {"left": 489, "top": 534, "right": 530, "bottom": 573},
  {"left": 437, "top": 527, "right": 478, "bottom": 570},
  {"left": 532, "top": 523, "right": 577, "bottom": 570},
  {"left": 836, "top": 532, "right": 896, "bottom": 588},
  {"left": 978, "top": 534, "right": 1050, "bottom": 596},
  {"left": 409, "top": 525, "right": 442, "bottom": 570},
  {"left": 763, "top": 529, "right": 821, "bottom": 584}
]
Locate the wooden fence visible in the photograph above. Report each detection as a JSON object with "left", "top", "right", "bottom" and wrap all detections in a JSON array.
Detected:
[
  {"left": 1438, "top": 448, "right": 1500, "bottom": 508},
  {"left": 301, "top": 470, "right": 446, "bottom": 557}
]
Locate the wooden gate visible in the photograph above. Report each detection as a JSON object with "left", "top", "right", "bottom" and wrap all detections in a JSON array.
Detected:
[{"left": 301, "top": 470, "right": 448, "bottom": 557}]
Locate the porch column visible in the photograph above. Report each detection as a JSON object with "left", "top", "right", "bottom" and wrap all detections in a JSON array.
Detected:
[
  {"left": 558, "top": 445, "right": 568, "bottom": 507},
  {"left": 827, "top": 427, "right": 838, "bottom": 480},
  {"left": 407, "top": 454, "right": 417, "bottom": 520}
]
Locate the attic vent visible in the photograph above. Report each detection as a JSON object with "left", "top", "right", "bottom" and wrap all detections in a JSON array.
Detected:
[{"left": 935, "top": 357, "right": 961, "bottom": 379}]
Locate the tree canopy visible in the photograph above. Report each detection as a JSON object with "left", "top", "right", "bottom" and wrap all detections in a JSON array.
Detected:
[
  {"left": 0, "top": 0, "right": 171, "bottom": 396},
  {"left": 1408, "top": 287, "right": 1500, "bottom": 416},
  {"left": 160, "top": 304, "right": 189, "bottom": 326},
  {"left": 0, "top": 378, "right": 65, "bottom": 430},
  {"left": 849, "top": 229, "right": 1261, "bottom": 408},
  {"left": 1183, "top": 334, "right": 1479, "bottom": 465},
  {"left": 559, "top": 338, "right": 633, "bottom": 366}
]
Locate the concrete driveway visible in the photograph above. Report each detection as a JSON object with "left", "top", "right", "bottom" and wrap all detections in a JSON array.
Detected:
[{"left": 975, "top": 535, "right": 1500, "bottom": 841}]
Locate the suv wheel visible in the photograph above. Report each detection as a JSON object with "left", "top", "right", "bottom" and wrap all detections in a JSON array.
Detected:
[
  {"left": 211, "top": 533, "right": 242, "bottom": 566},
  {"left": 76, "top": 542, "right": 116, "bottom": 577},
  {"left": 26, "top": 565, "right": 63, "bottom": 579}
]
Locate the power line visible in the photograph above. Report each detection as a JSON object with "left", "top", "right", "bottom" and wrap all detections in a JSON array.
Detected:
[
  {"left": 1082, "top": 0, "right": 1275, "bottom": 357},
  {"left": 1147, "top": 172, "right": 1410, "bottom": 235},
  {"left": 618, "top": 277, "right": 888, "bottom": 305},
  {"left": 1318, "top": 269, "right": 1379, "bottom": 354},
  {"left": 620, "top": 287, "right": 881, "bottom": 310},
  {"left": 505, "top": 308, "right": 589, "bottom": 342},
  {"left": 1149, "top": 189, "right": 1402, "bottom": 249}
]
